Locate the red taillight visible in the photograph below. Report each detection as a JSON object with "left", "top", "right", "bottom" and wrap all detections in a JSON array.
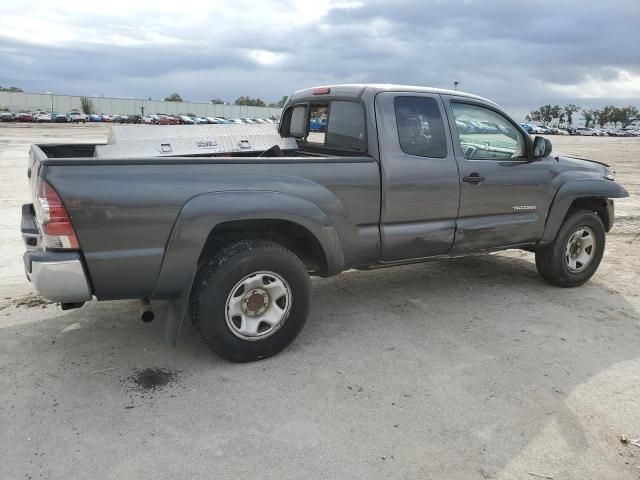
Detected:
[
  {"left": 312, "top": 87, "right": 331, "bottom": 95},
  {"left": 35, "top": 178, "right": 80, "bottom": 250}
]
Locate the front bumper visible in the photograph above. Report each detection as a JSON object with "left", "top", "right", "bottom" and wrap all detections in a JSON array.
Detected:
[{"left": 22, "top": 203, "right": 92, "bottom": 303}]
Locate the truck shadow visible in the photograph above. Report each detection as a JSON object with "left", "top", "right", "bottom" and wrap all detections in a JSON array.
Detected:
[{"left": 2, "top": 252, "right": 639, "bottom": 478}]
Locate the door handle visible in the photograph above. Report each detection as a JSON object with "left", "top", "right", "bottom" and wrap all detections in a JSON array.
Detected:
[{"left": 463, "top": 173, "right": 485, "bottom": 185}]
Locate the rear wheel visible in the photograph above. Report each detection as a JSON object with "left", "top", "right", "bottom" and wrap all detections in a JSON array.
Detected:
[
  {"left": 535, "top": 210, "right": 605, "bottom": 287},
  {"left": 190, "top": 240, "right": 310, "bottom": 362}
]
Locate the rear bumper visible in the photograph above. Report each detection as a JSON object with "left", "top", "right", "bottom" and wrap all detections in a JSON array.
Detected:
[{"left": 22, "top": 203, "right": 92, "bottom": 303}]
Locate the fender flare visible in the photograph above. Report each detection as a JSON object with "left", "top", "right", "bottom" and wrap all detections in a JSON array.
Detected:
[
  {"left": 153, "top": 190, "right": 344, "bottom": 345},
  {"left": 539, "top": 179, "right": 628, "bottom": 245}
]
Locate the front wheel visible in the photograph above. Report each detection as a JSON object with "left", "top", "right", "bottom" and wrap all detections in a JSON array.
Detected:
[
  {"left": 190, "top": 240, "right": 311, "bottom": 362},
  {"left": 535, "top": 210, "right": 606, "bottom": 287}
]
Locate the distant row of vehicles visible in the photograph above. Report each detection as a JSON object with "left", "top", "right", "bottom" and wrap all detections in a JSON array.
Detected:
[
  {"left": 141, "top": 115, "right": 278, "bottom": 125},
  {"left": 0, "top": 111, "right": 91, "bottom": 123},
  {"left": 568, "top": 126, "right": 640, "bottom": 137},
  {"left": 520, "top": 123, "right": 640, "bottom": 137},
  {"left": 0, "top": 111, "right": 279, "bottom": 125}
]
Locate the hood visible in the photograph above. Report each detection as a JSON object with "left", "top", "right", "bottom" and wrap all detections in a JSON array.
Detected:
[{"left": 555, "top": 154, "right": 609, "bottom": 176}]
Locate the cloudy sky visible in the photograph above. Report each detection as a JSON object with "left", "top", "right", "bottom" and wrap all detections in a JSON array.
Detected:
[{"left": 1, "top": 0, "right": 639, "bottom": 119}]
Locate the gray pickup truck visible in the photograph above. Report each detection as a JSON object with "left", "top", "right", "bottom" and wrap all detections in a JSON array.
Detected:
[{"left": 21, "top": 84, "right": 628, "bottom": 362}]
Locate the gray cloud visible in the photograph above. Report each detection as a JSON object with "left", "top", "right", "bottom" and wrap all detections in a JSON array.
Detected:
[{"left": 0, "top": 0, "right": 639, "bottom": 119}]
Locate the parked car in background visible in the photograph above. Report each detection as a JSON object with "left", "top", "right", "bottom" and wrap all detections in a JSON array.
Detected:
[
  {"left": 179, "top": 115, "right": 195, "bottom": 125},
  {"left": 16, "top": 113, "right": 34, "bottom": 122},
  {"left": 67, "top": 112, "right": 88, "bottom": 123},
  {"left": 575, "top": 127, "right": 596, "bottom": 136},
  {"left": 0, "top": 112, "right": 14, "bottom": 122},
  {"left": 123, "top": 115, "right": 142, "bottom": 124},
  {"left": 143, "top": 115, "right": 158, "bottom": 124},
  {"left": 309, "top": 117, "right": 327, "bottom": 132},
  {"left": 156, "top": 115, "right": 181, "bottom": 125},
  {"left": 34, "top": 112, "right": 52, "bottom": 123},
  {"left": 52, "top": 113, "right": 69, "bottom": 123},
  {"left": 89, "top": 114, "right": 102, "bottom": 122},
  {"left": 520, "top": 123, "right": 545, "bottom": 134}
]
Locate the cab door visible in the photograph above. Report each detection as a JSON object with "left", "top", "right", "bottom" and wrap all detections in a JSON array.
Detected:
[
  {"left": 375, "top": 92, "right": 461, "bottom": 262},
  {"left": 442, "top": 97, "right": 556, "bottom": 252}
]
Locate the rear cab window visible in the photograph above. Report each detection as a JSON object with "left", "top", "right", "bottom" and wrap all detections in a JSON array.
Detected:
[{"left": 283, "top": 100, "right": 367, "bottom": 154}]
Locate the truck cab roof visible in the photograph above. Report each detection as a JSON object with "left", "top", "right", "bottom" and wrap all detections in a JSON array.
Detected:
[{"left": 288, "top": 84, "right": 495, "bottom": 105}]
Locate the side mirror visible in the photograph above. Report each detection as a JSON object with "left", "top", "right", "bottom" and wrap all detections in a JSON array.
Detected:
[{"left": 533, "top": 136, "right": 552, "bottom": 158}]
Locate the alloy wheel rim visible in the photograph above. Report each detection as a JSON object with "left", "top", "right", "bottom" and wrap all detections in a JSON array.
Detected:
[
  {"left": 565, "top": 226, "right": 596, "bottom": 272},
  {"left": 225, "top": 271, "right": 292, "bottom": 341}
]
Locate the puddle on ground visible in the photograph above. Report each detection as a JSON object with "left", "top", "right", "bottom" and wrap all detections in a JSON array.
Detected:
[{"left": 128, "top": 367, "right": 179, "bottom": 392}]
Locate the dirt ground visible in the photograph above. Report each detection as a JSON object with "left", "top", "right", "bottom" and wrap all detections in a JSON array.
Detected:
[{"left": 0, "top": 123, "right": 639, "bottom": 480}]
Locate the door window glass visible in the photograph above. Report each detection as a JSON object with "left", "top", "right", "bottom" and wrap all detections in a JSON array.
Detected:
[
  {"left": 394, "top": 97, "right": 447, "bottom": 158},
  {"left": 451, "top": 103, "right": 526, "bottom": 160}
]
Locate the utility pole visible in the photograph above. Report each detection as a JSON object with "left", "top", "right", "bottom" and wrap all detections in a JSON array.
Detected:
[{"left": 453, "top": 81, "right": 460, "bottom": 91}]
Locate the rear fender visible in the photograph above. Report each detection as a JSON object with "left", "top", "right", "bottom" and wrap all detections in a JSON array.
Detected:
[{"left": 153, "top": 191, "right": 343, "bottom": 345}]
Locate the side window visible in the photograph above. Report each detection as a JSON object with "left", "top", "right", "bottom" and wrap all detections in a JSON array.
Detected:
[
  {"left": 451, "top": 103, "right": 526, "bottom": 160},
  {"left": 325, "top": 101, "right": 366, "bottom": 151},
  {"left": 394, "top": 96, "right": 447, "bottom": 158},
  {"left": 304, "top": 101, "right": 366, "bottom": 152}
]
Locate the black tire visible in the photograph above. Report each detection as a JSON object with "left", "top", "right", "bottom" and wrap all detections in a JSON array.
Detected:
[
  {"left": 535, "top": 210, "right": 605, "bottom": 287},
  {"left": 189, "top": 239, "right": 310, "bottom": 362}
]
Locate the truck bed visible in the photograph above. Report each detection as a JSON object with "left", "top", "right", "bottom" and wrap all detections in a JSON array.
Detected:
[{"left": 29, "top": 142, "right": 382, "bottom": 300}]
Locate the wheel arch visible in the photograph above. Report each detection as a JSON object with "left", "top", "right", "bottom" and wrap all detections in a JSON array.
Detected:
[
  {"left": 152, "top": 190, "right": 344, "bottom": 300},
  {"left": 538, "top": 179, "right": 628, "bottom": 245}
]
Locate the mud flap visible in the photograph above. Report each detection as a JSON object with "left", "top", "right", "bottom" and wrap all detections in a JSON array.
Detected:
[{"left": 164, "top": 268, "right": 197, "bottom": 347}]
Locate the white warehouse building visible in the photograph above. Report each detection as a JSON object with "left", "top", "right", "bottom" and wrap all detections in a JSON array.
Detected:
[{"left": 0, "top": 91, "right": 283, "bottom": 119}]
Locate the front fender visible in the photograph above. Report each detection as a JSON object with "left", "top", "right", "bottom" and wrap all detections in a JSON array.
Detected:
[
  {"left": 153, "top": 190, "right": 344, "bottom": 300},
  {"left": 539, "top": 179, "right": 628, "bottom": 245}
]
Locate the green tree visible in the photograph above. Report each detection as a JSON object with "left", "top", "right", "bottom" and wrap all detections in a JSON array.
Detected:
[
  {"left": 538, "top": 104, "right": 554, "bottom": 124},
  {"left": 0, "top": 86, "right": 24, "bottom": 92},
  {"left": 526, "top": 110, "right": 542, "bottom": 123},
  {"left": 620, "top": 106, "right": 639, "bottom": 128},
  {"left": 210, "top": 98, "right": 225, "bottom": 104},
  {"left": 234, "top": 96, "right": 266, "bottom": 107},
  {"left": 563, "top": 104, "right": 581, "bottom": 127},
  {"left": 80, "top": 96, "right": 95, "bottom": 115},
  {"left": 276, "top": 96, "right": 288, "bottom": 108},
  {"left": 582, "top": 109, "right": 595, "bottom": 128},
  {"left": 164, "top": 93, "right": 183, "bottom": 102}
]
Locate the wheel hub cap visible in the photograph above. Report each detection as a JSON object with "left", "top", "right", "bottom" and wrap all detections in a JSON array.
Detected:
[
  {"left": 242, "top": 289, "right": 270, "bottom": 316},
  {"left": 225, "top": 271, "right": 292, "bottom": 340},
  {"left": 565, "top": 227, "right": 596, "bottom": 272}
]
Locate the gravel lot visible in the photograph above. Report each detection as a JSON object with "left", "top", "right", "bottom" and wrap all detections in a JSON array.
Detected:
[{"left": 1, "top": 123, "right": 639, "bottom": 480}]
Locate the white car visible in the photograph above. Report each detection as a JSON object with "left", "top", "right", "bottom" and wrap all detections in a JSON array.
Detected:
[
  {"left": 205, "top": 117, "right": 227, "bottom": 124},
  {"left": 143, "top": 115, "right": 158, "bottom": 124},
  {"left": 575, "top": 127, "right": 596, "bottom": 136},
  {"left": 67, "top": 112, "right": 88, "bottom": 123},
  {"left": 33, "top": 112, "right": 52, "bottom": 123}
]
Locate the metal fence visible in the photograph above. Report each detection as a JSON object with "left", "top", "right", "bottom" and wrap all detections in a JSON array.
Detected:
[{"left": 0, "top": 91, "right": 283, "bottom": 119}]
